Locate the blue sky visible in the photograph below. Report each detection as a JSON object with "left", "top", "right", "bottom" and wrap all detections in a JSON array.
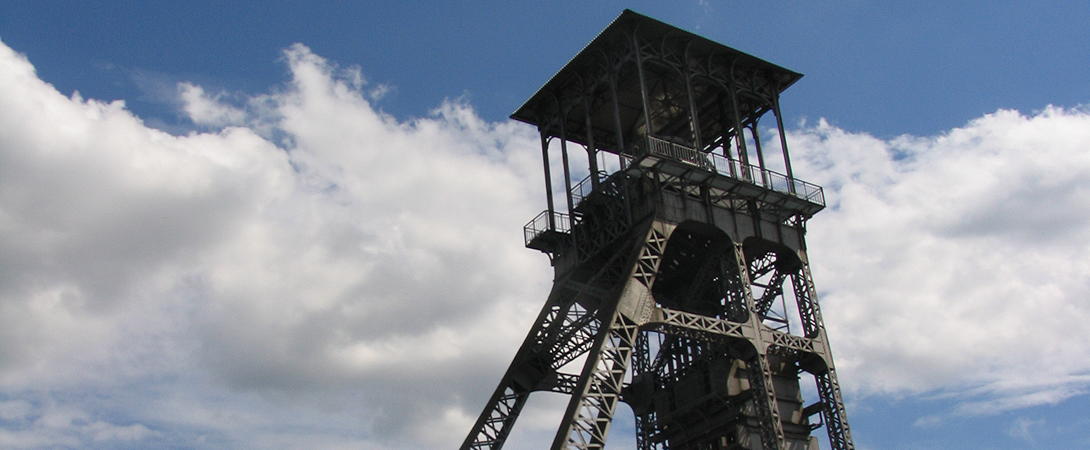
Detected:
[
  {"left": 6, "top": 1, "right": 1089, "bottom": 136},
  {"left": 1, "top": 2, "right": 1089, "bottom": 450}
]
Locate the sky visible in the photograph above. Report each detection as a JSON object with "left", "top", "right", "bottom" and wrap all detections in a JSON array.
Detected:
[{"left": 1, "top": 1, "right": 1089, "bottom": 450}]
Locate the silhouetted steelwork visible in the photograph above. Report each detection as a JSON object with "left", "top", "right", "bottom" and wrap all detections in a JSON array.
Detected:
[{"left": 462, "top": 10, "right": 853, "bottom": 450}]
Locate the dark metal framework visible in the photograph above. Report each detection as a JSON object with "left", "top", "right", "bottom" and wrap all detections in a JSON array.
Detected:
[{"left": 463, "top": 10, "right": 853, "bottom": 450}]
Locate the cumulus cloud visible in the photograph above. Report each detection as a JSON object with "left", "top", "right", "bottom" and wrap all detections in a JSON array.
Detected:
[
  {"left": 0, "top": 39, "right": 548, "bottom": 449},
  {"left": 2, "top": 35, "right": 1090, "bottom": 450},
  {"left": 791, "top": 110, "right": 1090, "bottom": 410},
  {"left": 177, "top": 82, "right": 248, "bottom": 128}
]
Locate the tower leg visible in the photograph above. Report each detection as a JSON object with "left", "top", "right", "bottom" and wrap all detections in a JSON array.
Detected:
[
  {"left": 461, "top": 384, "right": 530, "bottom": 450},
  {"left": 551, "top": 310, "right": 640, "bottom": 450},
  {"left": 548, "top": 223, "right": 667, "bottom": 450},
  {"left": 814, "top": 369, "right": 853, "bottom": 450},
  {"left": 791, "top": 253, "right": 854, "bottom": 450},
  {"left": 463, "top": 223, "right": 660, "bottom": 450},
  {"left": 745, "top": 353, "right": 787, "bottom": 450},
  {"left": 734, "top": 243, "right": 786, "bottom": 450},
  {"left": 631, "top": 331, "right": 660, "bottom": 450},
  {"left": 460, "top": 283, "right": 576, "bottom": 450}
]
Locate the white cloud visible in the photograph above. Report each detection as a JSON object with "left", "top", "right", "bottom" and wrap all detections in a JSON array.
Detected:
[
  {"left": 790, "top": 110, "right": 1090, "bottom": 408},
  {"left": 2, "top": 34, "right": 1090, "bottom": 450},
  {"left": 178, "top": 82, "right": 248, "bottom": 128},
  {"left": 0, "top": 397, "right": 158, "bottom": 449},
  {"left": 0, "top": 39, "right": 548, "bottom": 449},
  {"left": 1007, "top": 416, "right": 1044, "bottom": 445}
]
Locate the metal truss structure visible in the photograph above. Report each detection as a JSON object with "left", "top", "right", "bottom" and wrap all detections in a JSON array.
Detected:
[{"left": 462, "top": 10, "right": 853, "bottom": 450}]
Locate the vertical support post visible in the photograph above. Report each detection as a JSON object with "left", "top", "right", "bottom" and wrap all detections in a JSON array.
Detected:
[
  {"left": 584, "top": 96, "right": 600, "bottom": 190},
  {"left": 559, "top": 104, "right": 576, "bottom": 217},
  {"left": 683, "top": 45, "right": 703, "bottom": 151},
  {"left": 609, "top": 75, "right": 626, "bottom": 168},
  {"left": 633, "top": 33, "right": 654, "bottom": 143},
  {"left": 540, "top": 128, "right": 556, "bottom": 230},
  {"left": 717, "top": 94, "right": 739, "bottom": 179},
  {"left": 751, "top": 122, "right": 769, "bottom": 186},
  {"left": 727, "top": 70, "right": 752, "bottom": 181},
  {"left": 751, "top": 123, "right": 766, "bottom": 171},
  {"left": 772, "top": 91, "right": 796, "bottom": 194}
]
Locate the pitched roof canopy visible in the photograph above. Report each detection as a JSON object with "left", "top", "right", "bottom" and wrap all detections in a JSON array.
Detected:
[{"left": 511, "top": 10, "right": 803, "bottom": 153}]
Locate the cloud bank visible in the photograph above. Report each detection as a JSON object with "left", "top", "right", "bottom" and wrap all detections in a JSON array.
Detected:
[
  {"left": 1, "top": 38, "right": 1088, "bottom": 448},
  {"left": 793, "top": 109, "right": 1090, "bottom": 413}
]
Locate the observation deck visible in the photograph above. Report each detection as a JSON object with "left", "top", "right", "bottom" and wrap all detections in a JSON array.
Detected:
[{"left": 525, "top": 135, "right": 825, "bottom": 251}]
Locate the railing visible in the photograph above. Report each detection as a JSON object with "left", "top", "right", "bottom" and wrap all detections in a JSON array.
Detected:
[
  {"left": 524, "top": 136, "right": 826, "bottom": 250},
  {"left": 635, "top": 136, "right": 825, "bottom": 206},
  {"left": 639, "top": 136, "right": 714, "bottom": 170},
  {"left": 570, "top": 171, "right": 609, "bottom": 207},
  {"left": 524, "top": 209, "right": 571, "bottom": 247}
]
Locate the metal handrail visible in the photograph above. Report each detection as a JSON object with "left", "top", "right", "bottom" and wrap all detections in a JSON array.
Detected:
[
  {"left": 527, "top": 136, "right": 826, "bottom": 248},
  {"left": 635, "top": 136, "right": 825, "bottom": 206},
  {"left": 524, "top": 210, "right": 571, "bottom": 247},
  {"left": 570, "top": 171, "right": 609, "bottom": 208}
]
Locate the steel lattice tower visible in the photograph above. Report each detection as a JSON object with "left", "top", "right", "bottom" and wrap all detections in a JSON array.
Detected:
[{"left": 462, "top": 10, "right": 853, "bottom": 450}]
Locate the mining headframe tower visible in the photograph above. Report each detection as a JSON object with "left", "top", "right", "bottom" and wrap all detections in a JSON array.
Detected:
[{"left": 461, "top": 10, "right": 854, "bottom": 450}]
